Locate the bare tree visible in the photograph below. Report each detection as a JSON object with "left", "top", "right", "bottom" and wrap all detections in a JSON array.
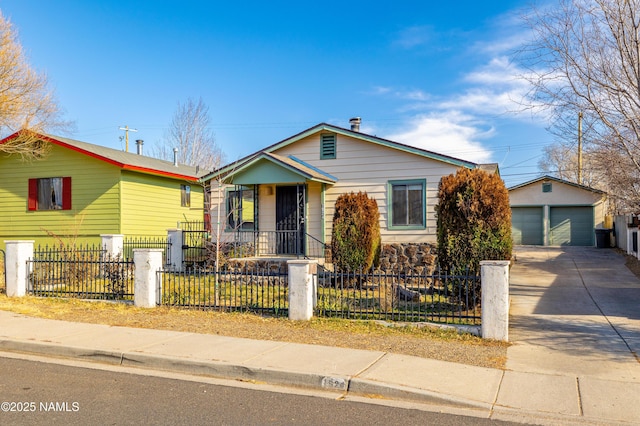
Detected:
[
  {"left": 154, "top": 97, "right": 223, "bottom": 171},
  {"left": 516, "top": 0, "right": 640, "bottom": 209},
  {"left": 0, "top": 12, "right": 68, "bottom": 159}
]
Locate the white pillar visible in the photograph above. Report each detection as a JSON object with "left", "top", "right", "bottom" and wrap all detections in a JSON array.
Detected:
[
  {"left": 481, "top": 260, "right": 510, "bottom": 342},
  {"left": 167, "top": 229, "right": 183, "bottom": 269},
  {"left": 101, "top": 234, "right": 124, "bottom": 258},
  {"left": 288, "top": 259, "right": 318, "bottom": 321},
  {"left": 133, "top": 248, "right": 163, "bottom": 308},
  {"left": 5, "top": 240, "right": 34, "bottom": 297}
]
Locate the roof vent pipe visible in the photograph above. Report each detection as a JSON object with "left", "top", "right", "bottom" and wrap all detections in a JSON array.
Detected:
[
  {"left": 349, "top": 117, "right": 361, "bottom": 132},
  {"left": 173, "top": 148, "right": 178, "bottom": 166},
  {"left": 135, "top": 139, "right": 144, "bottom": 155}
]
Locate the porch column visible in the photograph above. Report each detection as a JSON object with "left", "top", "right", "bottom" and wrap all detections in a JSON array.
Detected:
[
  {"left": 288, "top": 259, "right": 318, "bottom": 320},
  {"left": 5, "top": 240, "right": 34, "bottom": 297},
  {"left": 167, "top": 228, "right": 183, "bottom": 269},
  {"left": 481, "top": 260, "right": 510, "bottom": 342}
]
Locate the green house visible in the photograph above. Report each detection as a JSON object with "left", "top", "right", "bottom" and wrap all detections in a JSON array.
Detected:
[{"left": 0, "top": 132, "right": 205, "bottom": 250}]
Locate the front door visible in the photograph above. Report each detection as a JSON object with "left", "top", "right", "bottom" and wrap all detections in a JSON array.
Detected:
[{"left": 275, "top": 185, "right": 305, "bottom": 255}]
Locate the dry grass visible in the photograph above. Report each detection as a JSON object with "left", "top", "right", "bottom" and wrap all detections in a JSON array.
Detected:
[{"left": 0, "top": 294, "right": 508, "bottom": 369}]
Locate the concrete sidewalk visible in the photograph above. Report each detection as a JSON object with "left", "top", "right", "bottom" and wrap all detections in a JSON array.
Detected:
[{"left": 0, "top": 246, "right": 639, "bottom": 425}]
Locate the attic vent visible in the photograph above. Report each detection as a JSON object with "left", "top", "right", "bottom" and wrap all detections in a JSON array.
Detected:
[
  {"left": 542, "top": 182, "right": 552, "bottom": 193},
  {"left": 320, "top": 134, "right": 336, "bottom": 159}
]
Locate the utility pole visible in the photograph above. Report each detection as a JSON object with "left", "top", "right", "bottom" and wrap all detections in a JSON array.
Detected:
[
  {"left": 578, "top": 112, "right": 583, "bottom": 185},
  {"left": 119, "top": 125, "right": 138, "bottom": 152}
]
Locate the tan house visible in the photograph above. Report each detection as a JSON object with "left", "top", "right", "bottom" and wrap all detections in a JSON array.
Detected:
[
  {"left": 203, "top": 119, "right": 497, "bottom": 263},
  {"left": 509, "top": 175, "right": 608, "bottom": 246}
]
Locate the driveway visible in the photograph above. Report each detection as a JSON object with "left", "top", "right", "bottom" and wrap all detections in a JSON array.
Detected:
[{"left": 508, "top": 246, "right": 640, "bottom": 381}]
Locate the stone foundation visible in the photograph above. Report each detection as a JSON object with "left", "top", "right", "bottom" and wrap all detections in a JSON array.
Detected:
[{"left": 377, "top": 243, "right": 437, "bottom": 273}]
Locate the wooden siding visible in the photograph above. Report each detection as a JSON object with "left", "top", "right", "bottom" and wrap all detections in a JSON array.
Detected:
[
  {"left": 273, "top": 133, "right": 462, "bottom": 243},
  {"left": 120, "top": 171, "right": 204, "bottom": 237},
  {"left": 0, "top": 145, "right": 121, "bottom": 249}
]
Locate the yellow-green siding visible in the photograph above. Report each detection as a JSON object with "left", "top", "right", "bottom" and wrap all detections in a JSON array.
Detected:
[
  {"left": 0, "top": 145, "right": 120, "bottom": 249},
  {"left": 120, "top": 171, "right": 203, "bottom": 237},
  {"left": 0, "top": 145, "right": 203, "bottom": 249}
]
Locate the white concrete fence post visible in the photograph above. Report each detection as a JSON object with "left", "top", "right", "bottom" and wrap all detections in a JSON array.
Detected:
[
  {"left": 101, "top": 234, "right": 124, "bottom": 258},
  {"left": 4, "top": 240, "right": 34, "bottom": 297},
  {"left": 167, "top": 229, "right": 183, "bottom": 269},
  {"left": 480, "top": 260, "right": 511, "bottom": 342},
  {"left": 287, "top": 259, "right": 318, "bottom": 321},
  {"left": 133, "top": 248, "right": 163, "bottom": 308}
]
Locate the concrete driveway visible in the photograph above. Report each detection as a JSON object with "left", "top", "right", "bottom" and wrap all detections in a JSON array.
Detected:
[{"left": 508, "top": 246, "right": 640, "bottom": 381}]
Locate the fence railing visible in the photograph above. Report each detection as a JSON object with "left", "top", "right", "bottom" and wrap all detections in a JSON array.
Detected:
[
  {"left": 158, "top": 265, "right": 289, "bottom": 316},
  {"left": 219, "top": 231, "right": 327, "bottom": 259},
  {"left": 123, "top": 236, "right": 172, "bottom": 265},
  {"left": 28, "top": 244, "right": 134, "bottom": 301},
  {"left": 316, "top": 267, "right": 481, "bottom": 325}
]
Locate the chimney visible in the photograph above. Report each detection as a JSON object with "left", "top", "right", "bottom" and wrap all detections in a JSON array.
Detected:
[
  {"left": 135, "top": 139, "right": 144, "bottom": 155},
  {"left": 173, "top": 148, "right": 178, "bottom": 166},
  {"left": 349, "top": 117, "right": 361, "bottom": 132}
]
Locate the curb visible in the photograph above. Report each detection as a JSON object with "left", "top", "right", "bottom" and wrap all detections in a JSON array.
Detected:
[{"left": 0, "top": 338, "right": 486, "bottom": 411}]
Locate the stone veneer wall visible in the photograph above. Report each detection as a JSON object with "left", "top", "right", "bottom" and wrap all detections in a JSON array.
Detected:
[
  {"left": 222, "top": 243, "right": 438, "bottom": 274},
  {"left": 377, "top": 243, "right": 438, "bottom": 273}
]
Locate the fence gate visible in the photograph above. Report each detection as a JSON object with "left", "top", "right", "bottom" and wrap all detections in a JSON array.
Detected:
[{"left": 180, "top": 221, "right": 209, "bottom": 267}]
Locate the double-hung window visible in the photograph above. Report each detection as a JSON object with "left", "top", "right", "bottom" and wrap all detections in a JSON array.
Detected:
[
  {"left": 28, "top": 177, "right": 72, "bottom": 211},
  {"left": 388, "top": 179, "right": 425, "bottom": 228},
  {"left": 226, "top": 186, "right": 256, "bottom": 230},
  {"left": 181, "top": 185, "right": 191, "bottom": 207}
]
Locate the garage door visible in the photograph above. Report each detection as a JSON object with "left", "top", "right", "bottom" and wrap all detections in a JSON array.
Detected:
[
  {"left": 511, "top": 207, "right": 544, "bottom": 245},
  {"left": 550, "top": 206, "right": 594, "bottom": 246}
]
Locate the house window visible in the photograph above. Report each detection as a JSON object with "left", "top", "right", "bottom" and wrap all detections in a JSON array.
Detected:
[
  {"left": 28, "top": 177, "right": 72, "bottom": 211},
  {"left": 181, "top": 185, "right": 191, "bottom": 207},
  {"left": 320, "top": 134, "right": 336, "bottom": 159},
  {"left": 388, "top": 179, "right": 426, "bottom": 228},
  {"left": 227, "top": 186, "right": 256, "bottom": 230},
  {"left": 542, "top": 182, "right": 552, "bottom": 193}
]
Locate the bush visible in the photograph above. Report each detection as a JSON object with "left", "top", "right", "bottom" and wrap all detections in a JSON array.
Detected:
[
  {"left": 331, "top": 192, "right": 381, "bottom": 271},
  {"left": 436, "top": 168, "right": 512, "bottom": 274}
]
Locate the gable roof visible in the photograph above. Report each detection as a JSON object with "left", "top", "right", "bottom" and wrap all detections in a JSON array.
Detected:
[
  {"left": 1, "top": 131, "right": 204, "bottom": 181},
  {"left": 204, "top": 122, "right": 485, "bottom": 181},
  {"left": 508, "top": 175, "right": 606, "bottom": 194}
]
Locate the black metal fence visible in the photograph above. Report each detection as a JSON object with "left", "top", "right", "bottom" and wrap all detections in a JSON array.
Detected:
[
  {"left": 179, "top": 221, "right": 209, "bottom": 266},
  {"left": 28, "top": 244, "right": 134, "bottom": 301},
  {"left": 123, "top": 236, "right": 172, "bottom": 265},
  {"left": 316, "top": 267, "right": 481, "bottom": 325},
  {"left": 158, "top": 265, "right": 288, "bottom": 316},
  {"left": 215, "top": 231, "right": 328, "bottom": 260}
]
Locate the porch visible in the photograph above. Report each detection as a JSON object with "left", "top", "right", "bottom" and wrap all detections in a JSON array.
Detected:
[
  {"left": 217, "top": 230, "right": 330, "bottom": 266},
  {"left": 207, "top": 151, "right": 337, "bottom": 265}
]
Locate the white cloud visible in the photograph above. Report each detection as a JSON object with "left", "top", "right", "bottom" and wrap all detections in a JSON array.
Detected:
[
  {"left": 374, "top": 13, "right": 550, "bottom": 165},
  {"left": 385, "top": 112, "right": 494, "bottom": 164}
]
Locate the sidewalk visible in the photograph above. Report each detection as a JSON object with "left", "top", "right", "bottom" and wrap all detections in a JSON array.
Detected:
[{"left": 1, "top": 247, "right": 639, "bottom": 425}]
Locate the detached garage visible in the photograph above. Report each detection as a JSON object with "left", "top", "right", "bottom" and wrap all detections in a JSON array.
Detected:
[{"left": 509, "top": 176, "right": 607, "bottom": 246}]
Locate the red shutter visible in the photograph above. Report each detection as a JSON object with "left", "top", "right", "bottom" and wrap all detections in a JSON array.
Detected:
[
  {"left": 62, "top": 177, "right": 72, "bottom": 210},
  {"left": 28, "top": 179, "right": 38, "bottom": 211}
]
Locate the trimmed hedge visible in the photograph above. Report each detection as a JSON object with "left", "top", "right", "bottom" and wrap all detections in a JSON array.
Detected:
[
  {"left": 436, "top": 168, "right": 512, "bottom": 273},
  {"left": 331, "top": 191, "right": 381, "bottom": 271}
]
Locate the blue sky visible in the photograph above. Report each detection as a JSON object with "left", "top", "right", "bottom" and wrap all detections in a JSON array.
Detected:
[{"left": 2, "top": 1, "right": 554, "bottom": 186}]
